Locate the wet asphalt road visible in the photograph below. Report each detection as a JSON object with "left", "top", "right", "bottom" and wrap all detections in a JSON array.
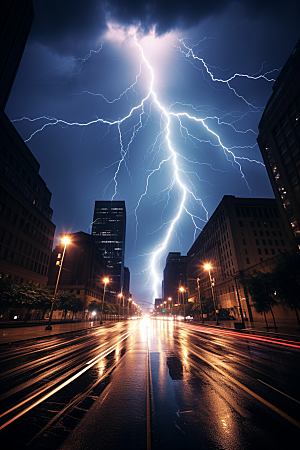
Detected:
[{"left": 1, "top": 318, "right": 300, "bottom": 450}]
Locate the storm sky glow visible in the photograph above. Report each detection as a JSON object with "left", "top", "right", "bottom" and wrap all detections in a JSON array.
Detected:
[{"left": 6, "top": 0, "right": 300, "bottom": 308}]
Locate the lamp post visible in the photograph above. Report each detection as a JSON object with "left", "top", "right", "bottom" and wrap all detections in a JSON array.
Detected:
[
  {"left": 179, "top": 286, "right": 185, "bottom": 319},
  {"left": 168, "top": 297, "right": 172, "bottom": 311},
  {"left": 128, "top": 298, "right": 132, "bottom": 318},
  {"left": 196, "top": 277, "right": 204, "bottom": 323},
  {"left": 100, "top": 277, "right": 109, "bottom": 324},
  {"left": 118, "top": 292, "right": 122, "bottom": 321},
  {"left": 46, "top": 236, "right": 70, "bottom": 330},
  {"left": 204, "top": 264, "right": 219, "bottom": 326}
]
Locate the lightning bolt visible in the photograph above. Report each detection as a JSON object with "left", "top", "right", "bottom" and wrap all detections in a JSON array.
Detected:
[{"left": 11, "top": 30, "right": 275, "bottom": 303}]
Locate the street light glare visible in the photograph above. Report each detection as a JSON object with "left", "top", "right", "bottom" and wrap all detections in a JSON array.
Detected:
[
  {"left": 103, "top": 277, "right": 109, "bottom": 284},
  {"left": 61, "top": 236, "right": 70, "bottom": 245},
  {"left": 179, "top": 286, "right": 185, "bottom": 292},
  {"left": 204, "top": 264, "right": 211, "bottom": 271}
]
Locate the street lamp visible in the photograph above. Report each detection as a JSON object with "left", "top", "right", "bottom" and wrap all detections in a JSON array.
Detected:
[
  {"left": 168, "top": 297, "right": 172, "bottom": 310},
  {"left": 196, "top": 278, "right": 204, "bottom": 323},
  {"left": 100, "top": 277, "right": 109, "bottom": 324},
  {"left": 204, "top": 263, "right": 219, "bottom": 325},
  {"left": 179, "top": 286, "right": 185, "bottom": 319},
  {"left": 128, "top": 298, "right": 132, "bottom": 318},
  {"left": 118, "top": 292, "right": 123, "bottom": 321},
  {"left": 46, "top": 236, "right": 70, "bottom": 330}
]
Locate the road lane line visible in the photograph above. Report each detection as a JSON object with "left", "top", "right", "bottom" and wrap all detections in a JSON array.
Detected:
[
  {"left": 188, "top": 348, "right": 300, "bottom": 429},
  {"left": 147, "top": 348, "right": 152, "bottom": 450},
  {"left": 257, "top": 379, "right": 300, "bottom": 405}
]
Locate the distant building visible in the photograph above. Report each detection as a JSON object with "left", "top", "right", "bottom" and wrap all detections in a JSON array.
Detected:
[
  {"left": 163, "top": 252, "right": 187, "bottom": 304},
  {"left": 92, "top": 200, "right": 126, "bottom": 294},
  {"left": 0, "top": 0, "right": 56, "bottom": 286},
  {"left": 123, "top": 266, "right": 130, "bottom": 296},
  {"left": 47, "top": 232, "right": 106, "bottom": 314},
  {"left": 257, "top": 39, "right": 300, "bottom": 244},
  {"left": 154, "top": 298, "right": 162, "bottom": 310},
  {"left": 187, "top": 195, "right": 295, "bottom": 322}
]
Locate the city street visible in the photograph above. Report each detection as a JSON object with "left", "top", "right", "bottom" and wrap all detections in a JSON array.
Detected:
[{"left": 1, "top": 319, "right": 300, "bottom": 450}]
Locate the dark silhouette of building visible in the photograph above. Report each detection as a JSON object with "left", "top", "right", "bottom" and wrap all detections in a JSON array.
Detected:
[
  {"left": 0, "top": 0, "right": 56, "bottom": 285},
  {"left": 257, "top": 39, "right": 300, "bottom": 244},
  {"left": 0, "top": 1, "right": 34, "bottom": 111},
  {"left": 92, "top": 201, "right": 126, "bottom": 294},
  {"left": 47, "top": 232, "right": 106, "bottom": 314},
  {"left": 163, "top": 252, "right": 187, "bottom": 303},
  {"left": 123, "top": 266, "right": 130, "bottom": 296},
  {"left": 187, "top": 195, "right": 295, "bottom": 322},
  {"left": 154, "top": 298, "right": 162, "bottom": 310}
]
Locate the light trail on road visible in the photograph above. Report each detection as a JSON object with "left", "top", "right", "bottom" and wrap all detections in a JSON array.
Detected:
[
  {"left": 187, "top": 322, "right": 300, "bottom": 349},
  {"left": 0, "top": 323, "right": 134, "bottom": 434}
]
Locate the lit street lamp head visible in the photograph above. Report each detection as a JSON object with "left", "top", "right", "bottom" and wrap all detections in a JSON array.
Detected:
[
  {"left": 61, "top": 236, "right": 70, "bottom": 245},
  {"left": 103, "top": 277, "right": 109, "bottom": 284},
  {"left": 179, "top": 286, "right": 185, "bottom": 292},
  {"left": 204, "top": 264, "right": 212, "bottom": 271}
]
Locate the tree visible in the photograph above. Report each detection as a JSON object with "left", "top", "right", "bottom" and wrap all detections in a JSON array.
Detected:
[
  {"left": 88, "top": 300, "right": 101, "bottom": 313},
  {"left": 58, "top": 292, "right": 83, "bottom": 320},
  {"left": 272, "top": 250, "right": 300, "bottom": 326},
  {"left": 0, "top": 278, "right": 18, "bottom": 314},
  {"left": 243, "top": 271, "right": 278, "bottom": 328}
]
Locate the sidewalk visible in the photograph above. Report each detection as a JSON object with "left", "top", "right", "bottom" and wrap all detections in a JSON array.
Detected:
[{"left": 0, "top": 320, "right": 103, "bottom": 345}]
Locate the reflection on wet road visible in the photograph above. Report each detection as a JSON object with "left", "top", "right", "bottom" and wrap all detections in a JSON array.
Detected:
[
  {"left": 1, "top": 318, "right": 300, "bottom": 450},
  {"left": 149, "top": 319, "right": 300, "bottom": 450}
]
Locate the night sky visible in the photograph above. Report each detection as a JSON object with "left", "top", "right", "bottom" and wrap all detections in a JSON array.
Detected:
[{"left": 5, "top": 0, "right": 300, "bottom": 309}]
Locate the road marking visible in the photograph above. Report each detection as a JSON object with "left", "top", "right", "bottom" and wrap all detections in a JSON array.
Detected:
[
  {"left": 147, "top": 347, "right": 152, "bottom": 450},
  {"left": 257, "top": 379, "right": 300, "bottom": 405},
  {"left": 188, "top": 347, "right": 300, "bottom": 429}
]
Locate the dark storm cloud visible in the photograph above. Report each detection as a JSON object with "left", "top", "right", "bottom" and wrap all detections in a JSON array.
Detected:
[
  {"left": 30, "top": 0, "right": 107, "bottom": 56},
  {"left": 31, "top": 0, "right": 299, "bottom": 56}
]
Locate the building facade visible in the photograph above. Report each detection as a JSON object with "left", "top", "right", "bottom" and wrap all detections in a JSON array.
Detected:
[
  {"left": 47, "top": 232, "right": 107, "bottom": 314},
  {"left": 163, "top": 252, "right": 187, "bottom": 304},
  {"left": 187, "top": 196, "right": 295, "bottom": 322},
  {"left": 92, "top": 201, "right": 126, "bottom": 294},
  {"left": 123, "top": 266, "right": 130, "bottom": 296},
  {"left": 0, "top": 0, "right": 56, "bottom": 286},
  {"left": 257, "top": 39, "right": 300, "bottom": 244}
]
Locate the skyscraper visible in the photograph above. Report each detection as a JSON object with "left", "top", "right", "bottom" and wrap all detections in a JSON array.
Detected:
[
  {"left": 0, "top": 0, "right": 56, "bottom": 285},
  {"left": 92, "top": 201, "right": 126, "bottom": 293},
  {"left": 257, "top": 39, "right": 300, "bottom": 245},
  {"left": 163, "top": 252, "right": 187, "bottom": 303}
]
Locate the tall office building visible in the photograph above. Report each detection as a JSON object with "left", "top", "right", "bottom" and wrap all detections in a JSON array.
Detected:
[
  {"left": 123, "top": 266, "right": 130, "bottom": 296},
  {"left": 187, "top": 195, "right": 294, "bottom": 322},
  {"left": 163, "top": 252, "right": 187, "bottom": 303},
  {"left": 0, "top": 0, "right": 56, "bottom": 285},
  {"left": 92, "top": 201, "right": 126, "bottom": 294},
  {"left": 257, "top": 39, "right": 300, "bottom": 244}
]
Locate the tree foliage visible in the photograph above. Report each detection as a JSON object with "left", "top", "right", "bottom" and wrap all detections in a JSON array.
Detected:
[
  {"left": 243, "top": 271, "right": 278, "bottom": 328},
  {"left": 0, "top": 278, "right": 52, "bottom": 312},
  {"left": 272, "top": 250, "right": 300, "bottom": 325},
  {"left": 58, "top": 292, "right": 83, "bottom": 318}
]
